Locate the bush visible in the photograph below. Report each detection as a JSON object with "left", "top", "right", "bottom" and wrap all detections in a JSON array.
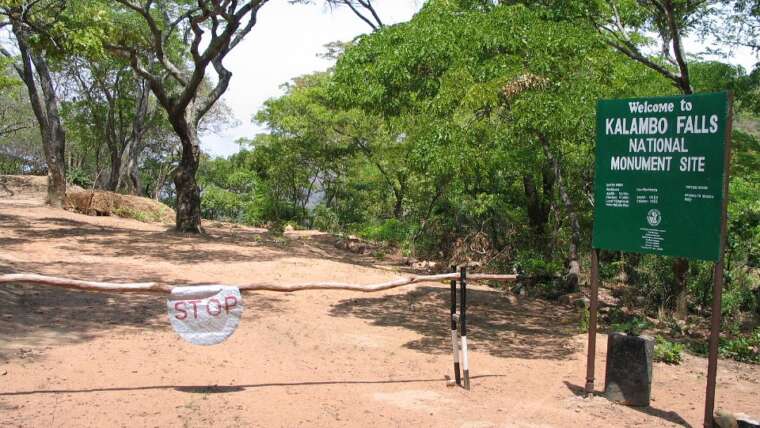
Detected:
[
  {"left": 201, "top": 185, "right": 242, "bottom": 221},
  {"left": 514, "top": 251, "right": 562, "bottom": 278},
  {"left": 579, "top": 307, "right": 590, "bottom": 333},
  {"left": 610, "top": 315, "right": 653, "bottom": 336},
  {"left": 313, "top": 204, "right": 340, "bottom": 233},
  {"left": 67, "top": 167, "right": 92, "bottom": 188},
  {"left": 358, "top": 218, "right": 408, "bottom": 244},
  {"left": 654, "top": 336, "right": 684, "bottom": 364},
  {"left": 719, "top": 328, "right": 760, "bottom": 363}
]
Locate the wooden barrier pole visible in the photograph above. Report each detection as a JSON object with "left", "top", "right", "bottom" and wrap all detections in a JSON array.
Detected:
[
  {"left": 461, "top": 266, "right": 470, "bottom": 390},
  {"left": 0, "top": 272, "right": 518, "bottom": 294},
  {"left": 450, "top": 265, "right": 461, "bottom": 386}
]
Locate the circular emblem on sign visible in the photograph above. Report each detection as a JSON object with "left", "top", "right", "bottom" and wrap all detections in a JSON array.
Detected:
[
  {"left": 646, "top": 209, "right": 661, "bottom": 227},
  {"left": 167, "top": 285, "right": 243, "bottom": 346}
]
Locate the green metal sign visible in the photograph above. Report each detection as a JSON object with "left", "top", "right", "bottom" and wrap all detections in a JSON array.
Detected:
[{"left": 592, "top": 92, "right": 731, "bottom": 261}]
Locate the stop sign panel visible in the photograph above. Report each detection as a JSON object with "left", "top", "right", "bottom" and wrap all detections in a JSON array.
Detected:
[{"left": 167, "top": 285, "right": 243, "bottom": 345}]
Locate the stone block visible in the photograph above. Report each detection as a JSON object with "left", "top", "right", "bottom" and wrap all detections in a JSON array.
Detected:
[{"left": 604, "top": 333, "right": 654, "bottom": 407}]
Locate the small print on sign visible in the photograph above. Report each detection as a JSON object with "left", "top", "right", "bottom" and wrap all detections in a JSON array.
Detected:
[{"left": 167, "top": 285, "right": 243, "bottom": 346}]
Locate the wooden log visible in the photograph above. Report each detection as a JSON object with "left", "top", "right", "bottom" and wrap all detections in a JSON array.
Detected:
[{"left": 0, "top": 272, "right": 518, "bottom": 294}]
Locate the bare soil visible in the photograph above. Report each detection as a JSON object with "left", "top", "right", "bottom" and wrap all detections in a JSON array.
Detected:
[{"left": 1, "top": 177, "right": 758, "bottom": 427}]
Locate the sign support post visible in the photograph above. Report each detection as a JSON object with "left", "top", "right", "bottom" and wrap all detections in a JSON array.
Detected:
[
  {"left": 703, "top": 93, "right": 733, "bottom": 428},
  {"left": 585, "top": 248, "right": 600, "bottom": 394}
]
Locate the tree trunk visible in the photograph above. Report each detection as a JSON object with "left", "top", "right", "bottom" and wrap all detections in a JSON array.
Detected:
[
  {"left": 523, "top": 163, "right": 554, "bottom": 256},
  {"left": 673, "top": 257, "right": 689, "bottom": 320},
  {"left": 107, "top": 144, "right": 120, "bottom": 191},
  {"left": 117, "top": 80, "right": 149, "bottom": 196},
  {"left": 10, "top": 21, "right": 65, "bottom": 207},
  {"left": 116, "top": 139, "right": 141, "bottom": 195},
  {"left": 393, "top": 188, "right": 403, "bottom": 219},
  {"left": 170, "top": 113, "right": 202, "bottom": 233},
  {"left": 392, "top": 175, "right": 406, "bottom": 219},
  {"left": 539, "top": 134, "right": 581, "bottom": 292}
]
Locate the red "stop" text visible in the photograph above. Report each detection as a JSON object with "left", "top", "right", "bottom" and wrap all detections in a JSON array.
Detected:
[{"left": 173, "top": 296, "right": 238, "bottom": 320}]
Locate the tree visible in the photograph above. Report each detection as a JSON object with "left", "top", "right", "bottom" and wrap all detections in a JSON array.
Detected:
[
  {"left": 105, "top": 0, "right": 267, "bottom": 232},
  {"left": 0, "top": 1, "right": 69, "bottom": 206},
  {"left": 0, "top": 65, "right": 42, "bottom": 174},
  {"left": 62, "top": 56, "right": 156, "bottom": 193}
]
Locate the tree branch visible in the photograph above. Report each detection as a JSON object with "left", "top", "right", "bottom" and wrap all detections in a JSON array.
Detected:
[{"left": 662, "top": 0, "right": 692, "bottom": 93}]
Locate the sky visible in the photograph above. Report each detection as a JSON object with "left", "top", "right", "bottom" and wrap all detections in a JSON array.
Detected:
[
  {"left": 201, "top": 0, "right": 422, "bottom": 157},
  {"left": 201, "top": 1, "right": 757, "bottom": 158}
]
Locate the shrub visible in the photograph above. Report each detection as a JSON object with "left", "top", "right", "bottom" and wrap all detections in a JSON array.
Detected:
[
  {"left": 654, "top": 336, "right": 684, "bottom": 364},
  {"left": 67, "top": 167, "right": 92, "bottom": 188},
  {"left": 611, "top": 316, "right": 653, "bottom": 336},
  {"left": 719, "top": 328, "right": 760, "bottom": 363},
  {"left": 313, "top": 204, "right": 340, "bottom": 233},
  {"left": 579, "top": 307, "right": 590, "bottom": 333},
  {"left": 358, "top": 218, "right": 407, "bottom": 244},
  {"left": 201, "top": 185, "right": 242, "bottom": 221},
  {"left": 514, "top": 251, "right": 562, "bottom": 278}
]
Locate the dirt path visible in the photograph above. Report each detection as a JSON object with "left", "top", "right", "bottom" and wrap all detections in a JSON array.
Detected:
[{"left": 1, "top": 180, "right": 758, "bottom": 427}]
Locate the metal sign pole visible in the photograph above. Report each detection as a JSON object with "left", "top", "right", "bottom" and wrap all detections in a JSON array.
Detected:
[
  {"left": 585, "top": 248, "right": 601, "bottom": 394},
  {"left": 703, "top": 93, "right": 734, "bottom": 428}
]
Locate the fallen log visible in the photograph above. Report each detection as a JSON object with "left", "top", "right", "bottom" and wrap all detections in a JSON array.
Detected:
[{"left": 0, "top": 272, "right": 518, "bottom": 294}]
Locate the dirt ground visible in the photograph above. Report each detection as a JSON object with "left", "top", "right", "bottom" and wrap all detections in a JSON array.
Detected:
[{"left": 1, "top": 177, "right": 758, "bottom": 428}]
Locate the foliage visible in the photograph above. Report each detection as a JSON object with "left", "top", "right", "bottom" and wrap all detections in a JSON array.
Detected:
[
  {"left": 112, "top": 206, "right": 166, "bottom": 223},
  {"left": 719, "top": 328, "right": 760, "bottom": 363},
  {"left": 358, "top": 219, "right": 408, "bottom": 244},
  {"left": 66, "top": 167, "right": 93, "bottom": 188},
  {"left": 579, "top": 307, "right": 590, "bottom": 333},
  {"left": 312, "top": 204, "right": 340, "bottom": 234},
  {"left": 654, "top": 336, "right": 684, "bottom": 364},
  {"left": 611, "top": 315, "right": 654, "bottom": 336}
]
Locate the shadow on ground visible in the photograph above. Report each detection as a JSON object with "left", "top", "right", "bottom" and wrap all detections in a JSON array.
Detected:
[
  {"left": 563, "top": 381, "right": 692, "bottom": 427},
  {"left": 0, "top": 374, "right": 504, "bottom": 396},
  {"left": 330, "top": 286, "right": 579, "bottom": 360},
  {"left": 0, "top": 212, "right": 390, "bottom": 269},
  {"left": 0, "top": 284, "right": 285, "bottom": 362}
]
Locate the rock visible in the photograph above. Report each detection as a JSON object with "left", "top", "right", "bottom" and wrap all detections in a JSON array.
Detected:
[
  {"left": 503, "top": 293, "right": 518, "bottom": 305},
  {"left": 604, "top": 333, "right": 655, "bottom": 407},
  {"left": 574, "top": 297, "right": 591, "bottom": 309},
  {"left": 715, "top": 410, "right": 739, "bottom": 428},
  {"left": 412, "top": 260, "right": 437, "bottom": 271},
  {"left": 559, "top": 292, "right": 582, "bottom": 306},
  {"left": 737, "top": 413, "right": 760, "bottom": 428},
  {"left": 444, "top": 375, "right": 456, "bottom": 387},
  {"left": 284, "top": 224, "right": 295, "bottom": 232},
  {"left": 716, "top": 411, "right": 760, "bottom": 428}
]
